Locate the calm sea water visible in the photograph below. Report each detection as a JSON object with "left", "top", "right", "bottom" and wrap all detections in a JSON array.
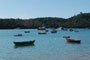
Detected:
[{"left": 0, "top": 29, "right": 90, "bottom": 60}]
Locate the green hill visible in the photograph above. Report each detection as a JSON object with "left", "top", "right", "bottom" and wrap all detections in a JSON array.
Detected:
[
  {"left": 68, "top": 12, "right": 90, "bottom": 28},
  {"left": 0, "top": 12, "right": 90, "bottom": 29}
]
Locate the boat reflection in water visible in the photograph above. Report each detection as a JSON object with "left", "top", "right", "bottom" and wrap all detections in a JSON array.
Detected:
[{"left": 14, "top": 40, "right": 35, "bottom": 48}]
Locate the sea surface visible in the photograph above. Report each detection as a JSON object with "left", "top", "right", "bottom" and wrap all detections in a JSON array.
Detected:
[{"left": 0, "top": 29, "right": 90, "bottom": 60}]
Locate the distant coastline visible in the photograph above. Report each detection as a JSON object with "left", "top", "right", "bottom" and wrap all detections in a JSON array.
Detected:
[{"left": 0, "top": 12, "right": 90, "bottom": 29}]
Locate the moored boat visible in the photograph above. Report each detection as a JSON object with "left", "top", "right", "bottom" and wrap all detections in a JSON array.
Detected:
[
  {"left": 38, "top": 26, "right": 46, "bottom": 30},
  {"left": 51, "top": 30, "right": 57, "bottom": 33},
  {"left": 14, "top": 44, "right": 35, "bottom": 48},
  {"left": 24, "top": 31, "right": 30, "bottom": 33},
  {"left": 14, "top": 40, "right": 35, "bottom": 46},
  {"left": 14, "top": 34, "right": 22, "bottom": 36},
  {"left": 51, "top": 28, "right": 57, "bottom": 33},
  {"left": 38, "top": 32, "right": 46, "bottom": 34},
  {"left": 58, "top": 27, "right": 63, "bottom": 30},
  {"left": 61, "top": 27, "right": 68, "bottom": 31},
  {"left": 63, "top": 36, "right": 70, "bottom": 38},
  {"left": 66, "top": 38, "right": 81, "bottom": 43}
]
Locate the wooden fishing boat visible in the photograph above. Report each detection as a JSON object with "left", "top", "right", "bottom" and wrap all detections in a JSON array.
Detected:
[
  {"left": 61, "top": 28, "right": 68, "bottom": 31},
  {"left": 14, "top": 34, "right": 22, "bottom": 36},
  {"left": 24, "top": 31, "right": 30, "bottom": 33},
  {"left": 63, "top": 36, "right": 70, "bottom": 38},
  {"left": 51, "top": 28, "right": 57, "bottom": 33},
  {"left": 14, "top": 43, "right": 35, "bottom": 48},
  {"left": 14, "top": 40, "right": 35, "bottom": 46},
  {"left": 38, "top": 32, "right": 46, "bottom": 34},
  {"left": 38, "top": 27, "right": 46, "bottom": 30},
  {"left": 66, "top": 38, "right": 81, "bottom": 43},
  {"left": 51, "top": 30, "right": 57, "bottom": 33}
]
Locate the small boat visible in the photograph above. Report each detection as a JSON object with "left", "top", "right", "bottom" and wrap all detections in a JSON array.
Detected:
[
  {"left": 14, "top": 34, "right": 22, "bottom": 36},
  {"left": 38, "top": 32, "right": 46, "bottom": 34},
  {"left": 38, "top": 26, "right": 46, "bottom": 30},
  {"left": 51, "top": 30, "right": 57, "bottom": 33},
  {"left": 66, "top": 38, "right": 81, "bottom": 43},
  {"left": 14, "top": 40, "right": 35, "bottom": 46},
  {"left": 61, "top": 28, "right": 68, "bottom": 31},
  {"left": 51, "top": 28, "right": 57, "bottom": 33},
  {"left": 58, "top": 27, "right": 63, "bottom": 30},
  {"left": 14, "top": 44, "right": 35, "bottom": 48},
  {"left": 63, "top": 36, "right": 70, "bottom": 38},
  {"left": 24, "top": 31, "right": 30, "bottom": 33}
]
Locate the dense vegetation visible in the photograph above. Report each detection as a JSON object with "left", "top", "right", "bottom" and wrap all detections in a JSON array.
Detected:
[
  {"left": 0, "top": 12, "right": 90, "bottom": 29},
  {"left": 68, "top": 13, "right": 90, "bottom": 28},
  {"left": 0, "top": 18, "right": 24, "bottom": 29}
]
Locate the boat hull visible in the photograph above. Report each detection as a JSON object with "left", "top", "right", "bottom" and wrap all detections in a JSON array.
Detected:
[
  {"left": 38, "top": 27, "right": 46, "bottom": 30},
  {"left": 24, "top": 31, "right": 30, "bottom": 33},
  {"left": 14, "top": 34, "right": 22, "bottom": 36},
  {"left": 38, "top": 32, "right": 46, "bottom": 34},
  {"left": 51, "top": 28, "right": 57, "bottom": 33},
  {"left": 14, "top": 40, "right": 35, "bottom": 46},
  {"left": 66, "top": 39, "right": 81, "bottom": 43},
  {"left": 63, "top": 36, "right": 70, "bottom": 38}
]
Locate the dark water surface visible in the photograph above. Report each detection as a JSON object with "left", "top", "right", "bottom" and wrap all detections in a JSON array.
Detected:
[{"left": 0, "top": 29, "right": 90, "bottom": 60}]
